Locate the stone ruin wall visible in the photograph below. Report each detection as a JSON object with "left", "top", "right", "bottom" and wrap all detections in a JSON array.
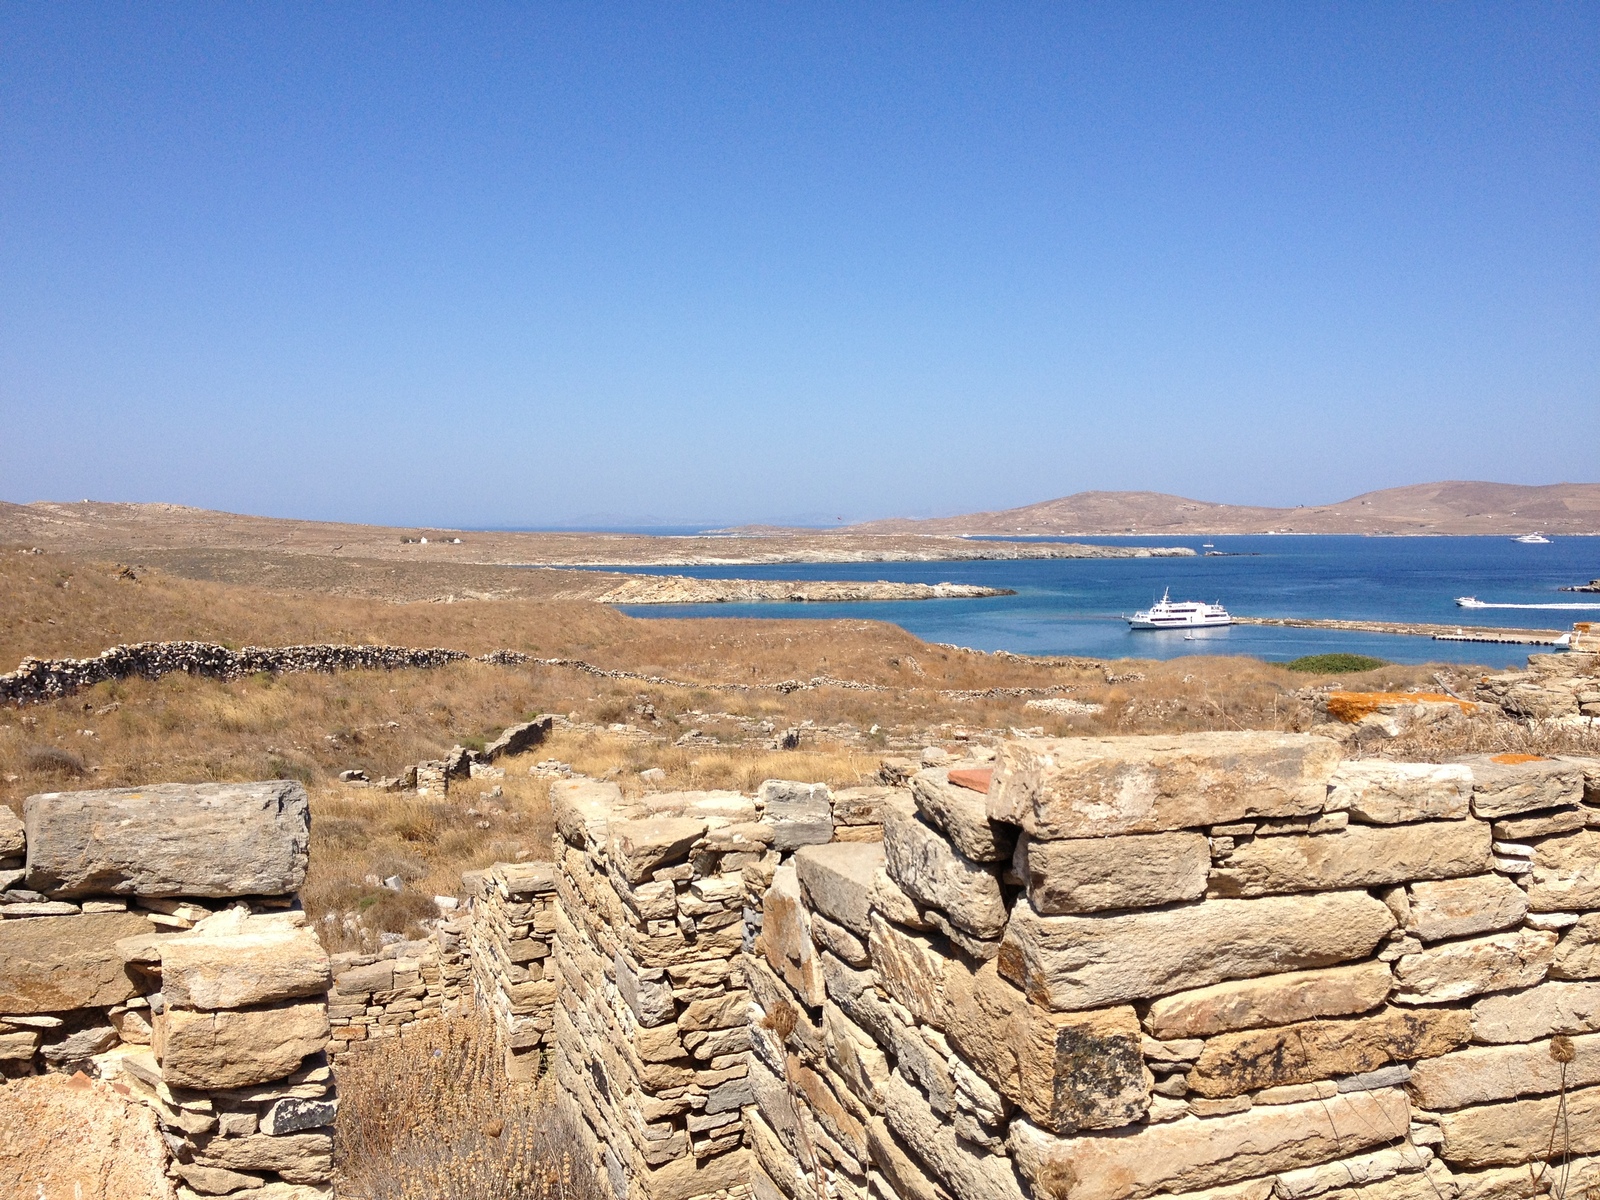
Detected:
[{"left": 1, "top": 781, "right": 336, "bottom": 1200}]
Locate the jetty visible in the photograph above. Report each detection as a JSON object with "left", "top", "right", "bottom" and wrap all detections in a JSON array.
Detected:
[{"left": 1234, "top": 615, "right": 1569, "bottom": 645}]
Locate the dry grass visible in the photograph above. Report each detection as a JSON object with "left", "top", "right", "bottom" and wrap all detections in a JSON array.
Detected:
[
  {"left": 335, "top": 1013, "right": 602, "bottom": 1200},
  {"left": 1370, "top": 712, "right": 1600, "bottom": 763}
]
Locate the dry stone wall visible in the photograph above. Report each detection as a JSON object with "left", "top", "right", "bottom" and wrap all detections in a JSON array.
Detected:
[
  {"left": 327, "top": 917, "right": 468, "bottom": 1055},
  {"left": 1, "top": 781, "right": 335, "bottom": 1200},
  {"left": 467, "top": 861, "right": 560, "bottom": 1077}
]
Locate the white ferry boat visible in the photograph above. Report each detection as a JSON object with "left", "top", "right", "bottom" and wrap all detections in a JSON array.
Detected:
[
  {"left": 1514, "top": 533, "right": 1552, "bottom": 544},
  {"left": 1128, "top": 589, "right": 1232, "bottom": 630}
]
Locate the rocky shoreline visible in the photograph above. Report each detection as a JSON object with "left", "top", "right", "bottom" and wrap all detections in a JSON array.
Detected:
[
  {"left": 1235, "top": 615, "right": 1567, "bottom": 644},
  {"left": 515, "top": 538, "right": 1196, "bottom": 567},
  {"left": 590, "top": 575, "right": 1015, "bottom": 604}
]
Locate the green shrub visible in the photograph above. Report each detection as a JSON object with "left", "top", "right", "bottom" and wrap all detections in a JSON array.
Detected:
[{"left": 1285, "top": 653, "right": 1389, "bottom": 674}]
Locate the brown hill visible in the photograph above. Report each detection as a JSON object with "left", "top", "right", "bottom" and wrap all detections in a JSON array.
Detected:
[{"left": 850, "top": 481, "right": 1600, "bottom": 536}]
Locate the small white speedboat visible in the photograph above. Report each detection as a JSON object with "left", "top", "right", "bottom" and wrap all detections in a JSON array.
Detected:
[
  {"left": 1129, "top": 588, "right": 1232, "bottom": 630},
  {"left": 1456, "top": 596, "right": 1488, "bottom": 608},
  {"left": 1515, "top": 533, "right": 1552, "bottom": 544}
]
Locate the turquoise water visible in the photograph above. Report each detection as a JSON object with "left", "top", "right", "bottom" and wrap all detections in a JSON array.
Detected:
[{"left": 606, "top": 535, "right": 1600, "bottom": 667}]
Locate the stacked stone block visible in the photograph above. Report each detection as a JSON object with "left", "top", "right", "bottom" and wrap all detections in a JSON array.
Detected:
[
  {"left": 468, "top": 861, "right": 561, "bottom": 1076},
  {"left": 327, "top": 917, "right": 467, "bottom": 1055},
  {"left": 742, "top": 731, "right": 1600, "bottom": 1200},
  {"left": 1, "top": 781, "right": 335, "bottom": 1200}
]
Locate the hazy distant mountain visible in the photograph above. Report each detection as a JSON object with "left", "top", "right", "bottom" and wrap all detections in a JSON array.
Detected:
[{"left": 848, "top": 482, "right": 1600, "bottom": 536}]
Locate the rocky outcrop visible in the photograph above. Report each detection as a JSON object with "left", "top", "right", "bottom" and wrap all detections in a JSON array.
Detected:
[{"left": 592, "top": 577, "right": 1016, "bottom": 604}]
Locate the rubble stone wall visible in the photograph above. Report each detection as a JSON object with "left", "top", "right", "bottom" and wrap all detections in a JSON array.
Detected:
[
  {"left": 1, "top": 781, "right": 335, "bottom": 1200},
  {"left": 467, "top": 862, "right": 561, "bottom": 1077},
  {"left": 744, "top": 733, "right": 1600, "bottom": 1200},
  {"left": 328, "top": 917, "right": 468, "bottom": 1056}
]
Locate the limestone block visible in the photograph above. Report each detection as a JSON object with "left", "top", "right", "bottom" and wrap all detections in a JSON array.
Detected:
[
  {"left": 763, "top": 863, "right": 824, "bottom": 1006},
  {"left": 1437, "top": 1084, "right": 1600, "bottom": 1167},
  {"left": 866, "top": 1115, "right": 951, "bottom": 1200},
  {"left": 1273, "top": 1146, "right": 1438, "bottom": 1200},
  {"left": 0, "top": 910, "right": 152, "bottom": 1013},
  {"left": 1020, "top": 832, "right": 1209, "bottom": 914},
  {"left": 194, "top": 1130, "right": 333, "bottom": 1183},
  {"left": 157, "top": 1001, "right": 329, "bottom": 1089},
  {"left": 833, "top": 786, "right": 896, "bottom": 828},
  {"left": 1326, "top": 762, "right": 1473, "bottom": 824},
  {"left": 482, "top": 716, "right": 552, "bottom": 762},
  {"left": 1471, "top": 980, "right": 1600, "bottom": 1043},
  {"left": 0, "top": 806, "right": 22, "bottom": 857},
  {"left": 1526, "top": 830, "right": 1600, "bottom": 912},
  {"left": 820, "top": 950, "right": 898, "bottom": 1051},
  {"left": 332, "top": 960, "right": 394, "bottom": 997},
  {"left": 1406, "top": 875, "right": 1528, "bottom": 943},
  {"left": 0, "top": 1029, "right": 40, "bottom": 1061},
  {"left": 812, "top": 912, "right": 869, "bottom": 967},
  {"left": 880, "top": 1070, "right": 1026, "bottom": 1200},
  {"left": 1146, "top": 961, "right": 1394, "bottom": 1039},
  {"left": 824, "top": 1002, "right": 890, "bottom": 1110},
  {"left": 1186, "top": 1006, "right": 1470, "bottom": 1097},
  {"left": 23, "top": 781, "right": 310, "bottom": 898},
  {"left": 760, "top": 780, "right": 834, "bottom": 851},
  {"left": 1392, "top": 929, "right": 1558, "bottom": 1004},
  {"left": 883, "top": 805, "right": 1006, "bottom": 939},
  {"left": 870, "top": 867, "right": 929, "bottom": 930},
  {"left": 795, "top": 842, "right": 884, "bottom": 937},
  {"left": 1208, "top": 820, "right": 1492, "bottom": 898},
  {"left": 943, "top": 958, "right": 1148, "bottom": 1133},
  {"left": 998, "top": 890, "right": 1396, "bottom": 1012},
  {"left": 498, "top": 861, "right": 557, "bottom": 895},
  {"left": 868, "top": 913, "right": 949, "bottom": 1028},
  {"left": 617, "top": 954, "right": 676, "bottom": 1027},
  {"left": 610, "top": 817, "right": 707, "bottom": 883},
  {"left": 911, "top": 770, "right": 1015, "bottom": 863},
  {"left": 989, "top": 732, "right": 1340, "bottom": 840},
  {"left": 1008, "top": 1088, "right": 1412, "bottom": 1200},
  {"left": 1553, "top": 914, "right": 1600, "bottom": 979},
  {"left": 1410, "top": 1032, "right": 1600, "bottom": 1110},
  {"left": 638, "top": 1141, "right": 752, "bottom": 1200},
  {"left": 1457, "top": 755, "right": 1584, "bottom": 819},
  {"left": 160, "top": 922, "right": 330, "bottom": 1011}
]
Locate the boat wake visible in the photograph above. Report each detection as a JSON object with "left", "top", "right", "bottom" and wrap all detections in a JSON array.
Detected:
[{"left": 1455, "top": 597, "right": 1600, "bottom": 610}]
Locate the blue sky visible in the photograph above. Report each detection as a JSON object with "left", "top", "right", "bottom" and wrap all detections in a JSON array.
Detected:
[{"left": 2, "top": 4, "right": 1595, "bottom": 527}]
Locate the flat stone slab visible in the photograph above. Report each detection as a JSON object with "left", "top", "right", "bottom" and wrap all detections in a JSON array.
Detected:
[
  {"left": 24, "top": 781, "right": 310, "bottom": 898},
  {"left": 0, "top": 911, "right": 153, "bottom": 1014}
]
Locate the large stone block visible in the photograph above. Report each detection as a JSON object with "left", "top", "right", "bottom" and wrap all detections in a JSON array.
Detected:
[
  {"left": 1410, "top": 1032, "right": 1600, "bottom": 1110},
  {"left": 1145, "top": 960, "right": 1395, "bottom": 1039},
  {"left": 998, "top": 890, "right": 1395, "bottom": 1012},
  {"left": 550, "top": 778, "right": 627, "bottom": 846},
  {"left": 23, "top": 781, "right": 310, "bottom": 898},
  {"left": 1553, "top": 914, "right": 1600, "bottom": 980},
  {"left": 1008, "top": 1088, "right": 1412, "bottom": 1200},
  {"left": 989, "top": 732, "right": 1340, "bottom": 840},
  {"left": 1020, "top": 832, "right": 1209, "bottom": 914},
  {"left": 0, "top": 911, "right": 152, "bottom": 1013},
  {"left": 794, "top": 842, "right": 883, "bottom": 937},
  {"left": 868, "top": 913, "right": 949, "bottom": 1028},
  {"left": 481, "top": 716, "right": 553, "bottom": 762},
  {"left": 1437, "top": 1084, "right": 1600, "bottom": 1167},
  {"left": 911, "top": 770, "right": 1015, "bottom": 863},
  {"left": 883, "top": 805, "right": 1006, "bottom": 940},
  {"left": 1187, "top": 1005, "right": 1470, "bottom": 1097},
  {"left": 943, "top": 958, "right": 1148, "bottom": 1133},
  {"left": 1392, "top": 929, "right": 1557, "bottom": 1004},
  {"left": 880, "top": 1071, "right": 1026, "bottom": 1200},
  {"left": 0, "top": 805, "right": 22, "bottom": 857},
  {"left": 1471, "top": 981, "right": 1600, "bottom": 1043},
  {"left": 762, "top": 863, "right": 824, "bottom": 1007},
  {"left": 156, "top": 1001, "right": 329, "bottom": 1089},
  {"left": 1407, "top": 875, "right": 1528, "bottom": 942},
  {"left": 1525, "top": 830, "right": 1600, "bottom": 912},
  {"left": 1208, "top": 820, "right": 1491, "bottom": 898},
  {"left": 610, "top": 817, "right": 706, "bottom": 883},
  {"left": 193, "top": 1130, "right": 333, "bottom": 1183},
  {"left": 1458, "top": 754, "right": 1585, "bottom": 819},
  {"left": 159, "top": 917, "right": 330, "bottom": 1011},
  {"left": 1325, "top": 762, "right": 1473, "bottom": 824},
  {"left": 759, "top": 781, "right": 834, "bottom": 851}
]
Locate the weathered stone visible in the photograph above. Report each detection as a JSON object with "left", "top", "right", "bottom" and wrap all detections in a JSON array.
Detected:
[
  {"left": 160, "top": 921, "right": 330, "bottom": 1011},
  {"left": 23, "top": 781, "right": 310, "bottom": 898},
  {"left": 1553, "top": 914, "right": 1600, "bottom": 979},
  {"left": 1146, "top": 961, "right": 1395, "bottom": 1039},
  {"left": 1494, "top": 808, "right": 1586, "bottom": 840},
  {"left": 617, "top": 954, "right": 677, "bottom": 1027},
  {"left": 833, "top": 786, "right": 895, "bottom": 828},
  {"left": 0, "top": 911, "right": 151, "bottom": 1013},
  {"left": 1406, "top": 874, "right": 1528, "bottom": 942},
  {"left": 794, "top": 842, "right": 883, "bottom": 937},
  {"left": 39, "top": 1024, "right": 118, "bottom": 1064},
  {"left": 1410, "top": 1032, "right": 1600, "bottom": 1110},
  {"left": 331, "top": 959, "right": 393, "bottom": 997},
  {"left": 1275, "top": 1148, "right": 1440, "bottom": 1200},
  {"left": 194, "top": 1130, "right": 333, "bottom": 1182},
  {"left": 911, "top": 770, "right": 1015, "bottom": 863},
  {"left": 1458, "top": 755, "right": 1584, "bottom": 819},
  {"left": 868, "top": 913, "right": 950, "bottom": 1028},
  {"left": 0, "top": 806, "right": 22, "bottom": 858},
  {"left": 1187, "top": 1006, "right": 1470, "bottom": 1097},
  {"left": 1392, "top": 929, "right": 1557, "bottom": 1004},
  {"left": 0, "top": 1073, "right": 175, "bottom": 1200},
  {"left": 1471, "top": 981, "right": 1600, "bottom": 1043},
  {"left": 883, "top": 806, "right": 1005, "bottom": 939},
  {"left": 870, "top": 867, "right": 929, "bottom": 930},
  {"left": 157, "top": 1001, "right": 329, "bottom": 1089},
  {"left": 1020, "top": 832, "right": 1208, "bottom": 914},
  {"left": 498, "top": 861, "right": 556, "bottom": 895},
  {"left": 1208, "top": 820, "right": 1491, "bottom": 898},
  {"left": 481, "top": 716, "right": 552, "bottom": 762},
  {"left": 760, "top": 780, "right": 834, "bottom": 851},
  {"left": 0, "top": 1028, "right": 39, "bottom": 1061},
  {"left": 866, "top": 1115, "right": 951, "bottom": 1200},
  {"left": 174, "top": 1162, "right": 268, "bottom": 1194},
  {"left": 763, "top": 863, "right": 824, "bottom": 1006},
  {"left": 1437, "top": 1083, "right": 1600, "bottom": 1167},
  {"left": 943, "top": 958, "right": 1148, "bottom": 1133},
  {"left": 1007, "top": 1088, "right": 1411, "bottom": 1200},
  {"left": 1526, "top": 830, "right": 1600, "bottom": 912},
  {"left": 998, "top": 890, "right": 1395, "bottom": 1012},
  {"left": 1325, "top": 762, "right": 1472, "bottom": 824},
  {"left": 989, "top": 732, "right": 1340, "bottom": 840},
  {"left": 550, "top": 778, "right": 627, "bottom": 846},
  {"left": 261, "top": 1096, "right": 338, "bottom": 1136},
  {"left": 880, "top": 1071, "right": 1026, "bottom": 1200},
  {"left": 610, "top": 817, "right": 707, "bottom": 883}
]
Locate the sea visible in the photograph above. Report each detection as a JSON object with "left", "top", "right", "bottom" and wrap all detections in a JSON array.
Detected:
[{"left": 597, "top": 535, "right": 1600, "bottom": 668}]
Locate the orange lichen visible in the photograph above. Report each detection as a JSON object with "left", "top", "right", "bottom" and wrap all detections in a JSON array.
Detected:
[
  {"left": 1490, "top": 753, "right": 1547, "bottom": 764},
  {"left": 1325, "top": 692, "right": 1477, "bottom": 724}
]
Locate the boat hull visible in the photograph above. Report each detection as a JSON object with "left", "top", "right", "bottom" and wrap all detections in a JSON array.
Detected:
[{"left": 1129, "top": 616, "right": 1233, "bottom": 630}]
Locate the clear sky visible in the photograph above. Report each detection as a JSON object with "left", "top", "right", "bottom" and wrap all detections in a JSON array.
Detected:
[{"left": 2, "top": 4, "right": 1595, "bottom": 527}]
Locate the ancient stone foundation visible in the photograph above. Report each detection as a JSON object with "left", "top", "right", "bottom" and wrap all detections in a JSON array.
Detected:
[{"left": 1, "top": 782, "right": 335, "bottom": 1199}]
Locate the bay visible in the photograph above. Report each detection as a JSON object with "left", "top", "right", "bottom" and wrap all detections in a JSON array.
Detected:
[{"left": 608, "top": 535, "right": 1600, "bottom": 667}]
